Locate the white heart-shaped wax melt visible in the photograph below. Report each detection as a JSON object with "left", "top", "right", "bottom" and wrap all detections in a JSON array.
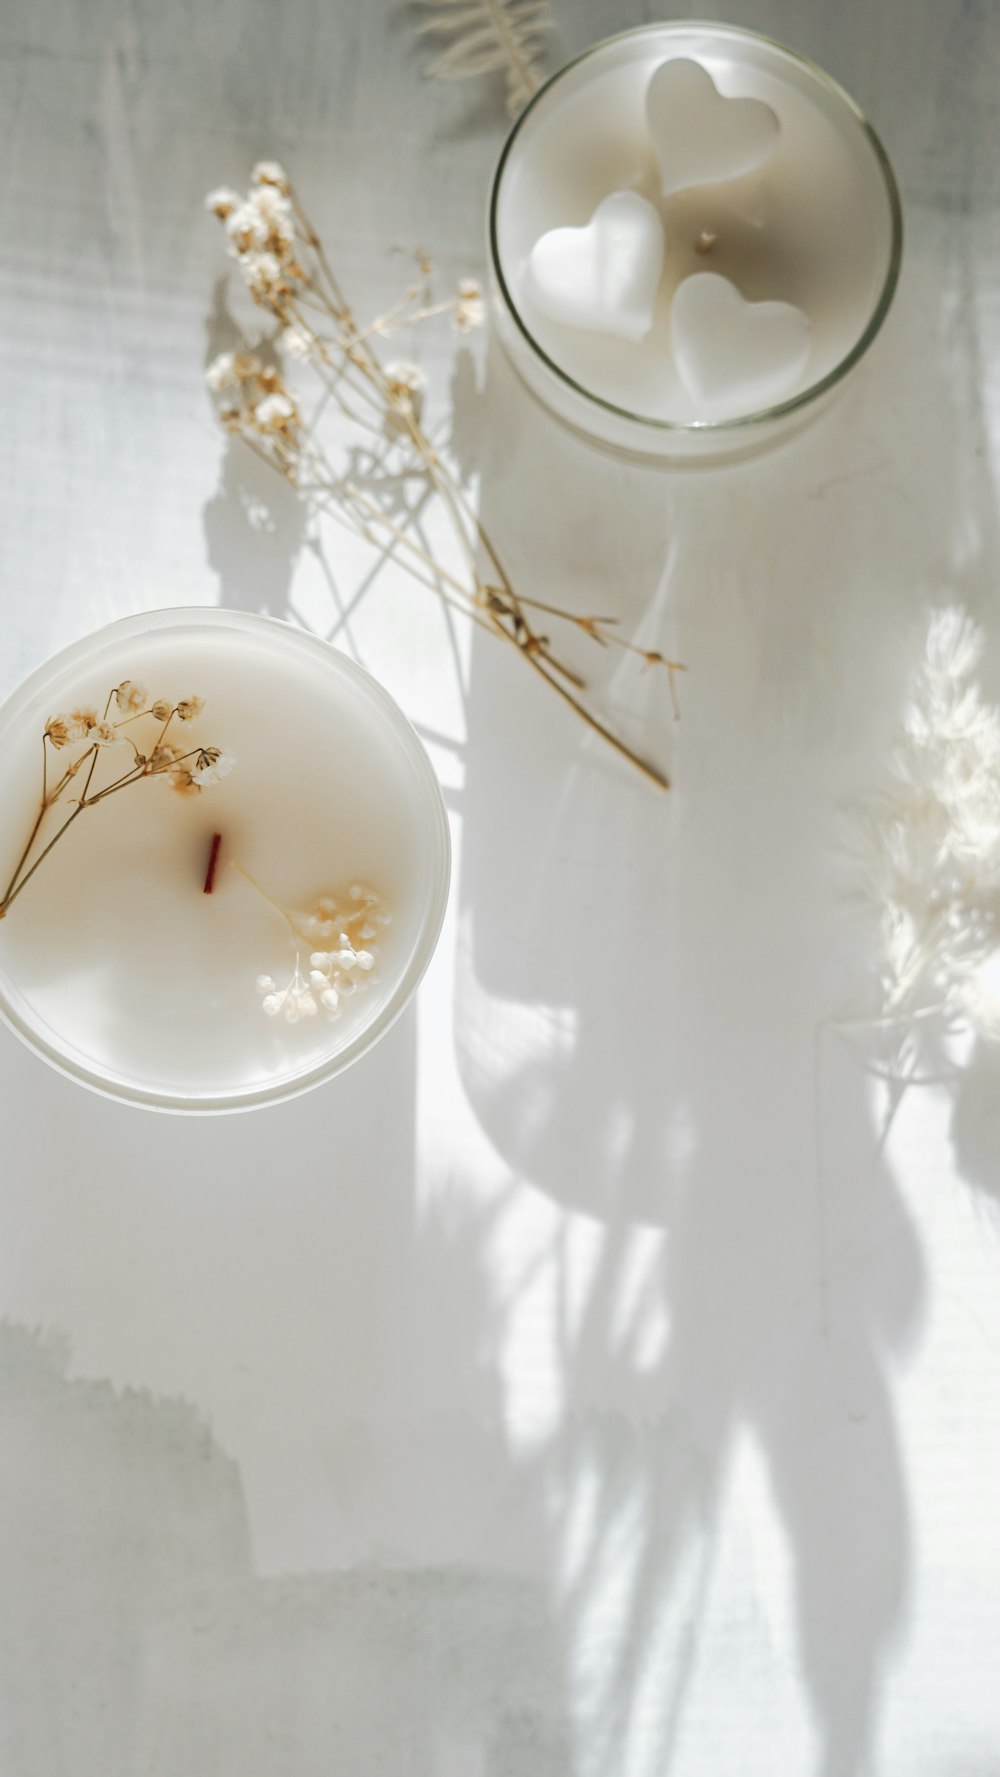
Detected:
[
  {"left": 524, "top": 191, "right": 665, "bottom": 344},
  {"left": 671, "top": 273, "right": 811, "bottom": 418},
  {"left": 647, "top": 58, "right": 780, "bottom": 197}
]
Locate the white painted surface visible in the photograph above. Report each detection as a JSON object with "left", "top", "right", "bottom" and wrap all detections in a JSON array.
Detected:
[{"left": 1, "top": 2, "right": 1000, "bottom": 1773}]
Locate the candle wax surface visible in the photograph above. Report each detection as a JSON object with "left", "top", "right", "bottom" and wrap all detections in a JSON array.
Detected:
[
  {"left": 0, "top": 620, "right": 444, "bottom": 1106},
  {"left": 496, "top": 46, "right": 894, "bottom": 423}
]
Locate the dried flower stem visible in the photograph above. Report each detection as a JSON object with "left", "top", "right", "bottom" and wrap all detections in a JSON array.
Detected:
[{"left": 205, "top": 167, "right": 680, "bottom": 791}]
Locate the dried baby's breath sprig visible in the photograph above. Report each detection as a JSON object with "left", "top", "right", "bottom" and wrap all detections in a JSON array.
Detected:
[
  {"left": 0, "top": 689, "right": 232, "bottom": 920},
  {"left": 411, "top": 0, "right": 552, "bottom": 119},
  {"left": 232, "top": 863, "right": 387, "bottom": 1024},
  {"left": 205, "top": 166, "right": 680, "bottom": 788}
]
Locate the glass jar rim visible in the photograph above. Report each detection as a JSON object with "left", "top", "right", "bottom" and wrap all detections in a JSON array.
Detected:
[{"left": 488, "top": 19, "right": 904, "bottom": 438}]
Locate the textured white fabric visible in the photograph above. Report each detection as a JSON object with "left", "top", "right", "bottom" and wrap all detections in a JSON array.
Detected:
[{"left": 1, "top": 2, "right": 1000, "bottom": 1772}]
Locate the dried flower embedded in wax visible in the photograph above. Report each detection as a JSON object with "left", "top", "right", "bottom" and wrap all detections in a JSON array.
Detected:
[
  {"left": 1, "top": 683, "right": 231, "bottom": 919},
  {"left": 44, "top": 717, "right": 71, "bottom": 749},
  {"left": 114, "top": 680, "right": 147, "bottom": 714},
  {"left": 235, "top": 871, "right": 389, "bottom": 1025},
  {"left": 193, "top": 750, "right": 235, "bottom": 787},
  {"left": 90, "top": 720, "right": 121, "bottom": 747}
]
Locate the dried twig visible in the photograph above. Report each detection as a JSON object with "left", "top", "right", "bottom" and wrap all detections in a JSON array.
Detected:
[{"left": 204, "top": 165, "right": 679, "bottom": 789}]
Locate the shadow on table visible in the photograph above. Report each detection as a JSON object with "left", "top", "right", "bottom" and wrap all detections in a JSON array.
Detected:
[
  {"left": 201, "top": 277, "right": 309, "bottom": 626},
  {"left": 0, "top": 1319, "right": 568, "bottom": 1777},
  {"left": 447, "top": 233, "right": 1000, "bottom": 1775}
]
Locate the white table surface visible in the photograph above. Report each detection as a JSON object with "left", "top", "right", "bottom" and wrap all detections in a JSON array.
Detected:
[{"left": 2, "top": 2, "right": 1000, "bottom": 1772}]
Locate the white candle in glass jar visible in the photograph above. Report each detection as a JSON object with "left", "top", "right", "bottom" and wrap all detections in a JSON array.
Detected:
[
  {"left": 0, "top": 610, "right": 449, "bottom": 1112},
  {"left": 489, "top": 22, "right": 902, "bottom": 460}
]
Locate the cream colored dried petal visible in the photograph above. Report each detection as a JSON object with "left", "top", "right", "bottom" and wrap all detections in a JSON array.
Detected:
[
  {"left": 114, "top": 679, "right": 147, "bottom": 714},
  {"left": 168, "top": 766, "right": 201, "bottom": 796},
  {"left": 252, "top": 160, "right": 290, "bottom": 192},
  {"left": 176, "top": 697, "right": 204, "bottom": 722},
  {"left": 44, "top": 716, "right": 71, "bottom": 749},
  {"left": 280, "top": 325, "right": 311, "bottom": 360},
  {"left": 206, "top": 352, "right": 237, "bottom": 393},
  {"left": 150, "top": 699, "right": 173, "bottom": 722},
  {"left": 226, "top": 201, "right": 269, "bottom": 255},
  {"left": 205, "top": 186, "right": 241, "bottom": 220},
  {"left": 89, "top": 720, "right": 119, "bottom": 746},
  {"left": 241, "top": 250, "right": 286, "bottom": 303},
  {"left": 148, "top": 743, "right": 181, "bottom": 772},
  {"left": 384, "top": 362, "right": 427, "bottom": 436},
  {"left": 255, "top": 392, "right": 297, "bottom": 432},
  {"left": 454, "top": 277, "right": 486, "bottom": 332},
  {"left": 193, "top": 751, "right": 235, "bottom": 787},
  {"left": 68, "top": 707, "right": 99, "bottom": 738},
  {"left": 252, "top": 185, "right": 295, "bottom": 254}
]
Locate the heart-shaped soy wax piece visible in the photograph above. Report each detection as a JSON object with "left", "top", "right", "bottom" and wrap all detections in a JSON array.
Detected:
[
  {"left": 647, "top": 58, "right": 780, "bottom": 196},
  {"left": 671, "top": 273, "right": 811, "bottom": 418},
  {"left": 524, "top": 191, "right": 665, "bottom": 344}
]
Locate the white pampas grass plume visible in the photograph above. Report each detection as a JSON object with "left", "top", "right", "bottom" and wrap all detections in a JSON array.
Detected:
[
  {"left": 858, "top": 606, "right": 1000, "bottom": 1036},
  {"left": 411, "top": 0, "right": 552, "bottom": 118}
]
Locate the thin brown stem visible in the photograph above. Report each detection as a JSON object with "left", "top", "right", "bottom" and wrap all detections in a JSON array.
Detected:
[{"left": 0, "top": 802, "right": 86, "bottom": 916}]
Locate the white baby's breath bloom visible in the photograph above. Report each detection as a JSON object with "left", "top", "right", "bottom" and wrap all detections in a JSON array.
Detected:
[
  {"left": 252, "top": 160, "right": 290, "bottom": 192},
  {"left": 193, "top": 751, "right": 236, "bottom": 787},
  {"left": 454, "top": 277, "right": 486, "bottom": 332},
  {"left": 241, "top": 250, "right": 285, "bottom": 304},
  {"left": 255, "top": 392, "right": 297, "bottom": 432},
  {"left": 205, "top": 186, "right": 241, "bottom": 220},
  {"left": 68, "top": 707, "right": 98, "bottom": 739},
  {"left": 252, "top": 184, "right": 295, "bottom": 251},
  {"left": 226, "top": 201, "right": 269, "bottom": 255},
  {"left": 252, "top": 882, "right": 387, "bottom": 1023},
  {"left": 256, "top": 958, "right": 318, "bottom": 1023},
  {"left": 176, "top": 696, "right": 204, "bottom": 722},
  {"left": 280, "top": 325, "right": 311, "bottom": 360},
  {"left": 205, "top": 352, "right": 238, "bottom": 393},
  {"left": 167, "top": 765, "right": 200, "bottom": 796},
  {"left": 148, "top": 742, "right": 181, "bottom": 772},
  {"left": 89, "top": 720, "right": 120, "bottom": 747},
  {"left": 206, "top": 350, "right": 265, "bottom": 396},
  {"left": 384, "top": 360, "right": 427, "bottom": 430},
  {"left": 114, "top": 680, "right": 147, "bottom": 714}
]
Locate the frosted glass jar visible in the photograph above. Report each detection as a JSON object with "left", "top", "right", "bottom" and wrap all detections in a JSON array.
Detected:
[{"left": 488, "top": 22, "right": 902, "bottom": 464}]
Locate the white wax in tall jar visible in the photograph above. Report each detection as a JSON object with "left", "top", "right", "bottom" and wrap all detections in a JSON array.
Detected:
[
  {"left": 495, "top": 37, "right": 895, "bottom": 423},
  {"left": 0, "top": 616, "right": 446, "bottom": 1108}
]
